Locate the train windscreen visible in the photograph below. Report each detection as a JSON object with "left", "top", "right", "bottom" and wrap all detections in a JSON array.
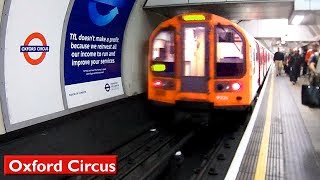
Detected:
[
  {"left": 151, "top": 30, "right": 175, "bottom": 77},
  {"left": 215, "top": 26, "right": 245, "bottom": 78}
]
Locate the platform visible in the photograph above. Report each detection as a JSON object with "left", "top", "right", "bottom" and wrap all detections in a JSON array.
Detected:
[{"left": 226, "top": 68, "right": 320, "bottom": 180}]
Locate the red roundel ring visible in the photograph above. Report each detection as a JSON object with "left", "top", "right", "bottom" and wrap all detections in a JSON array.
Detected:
[{"left": 23, "top": 32, "right": 47, "bottom": 65}]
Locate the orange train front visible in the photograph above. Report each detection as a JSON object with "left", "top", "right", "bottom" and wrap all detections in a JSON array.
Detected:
[{"left": 147, "top": 13, "right": 272, "bottom": 111}]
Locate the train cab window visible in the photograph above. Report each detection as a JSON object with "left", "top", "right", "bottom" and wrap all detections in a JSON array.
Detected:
[
  {"left": 151, "top": 30, "right": 175, "bottom": 77},
  {"left": 215, "top": 26, "right": 245, "bottom": 78}
]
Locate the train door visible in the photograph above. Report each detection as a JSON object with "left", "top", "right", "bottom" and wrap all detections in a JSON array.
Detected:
[
  {"left": 256, "top": 43, "right": 260, "bottom": 86},
  {"left": 264, "top": 50, "right": 266, "bottom": 76},
  {"left": 181, "top": 24, "right": 209, "bottom": 93},
  {"left": 260, "top": 47, "right": 264, "bottom": 84}
]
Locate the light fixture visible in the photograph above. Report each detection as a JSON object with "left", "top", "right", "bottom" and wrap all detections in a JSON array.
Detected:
[
  {"left": 292, "top": 15, "right": 304, "bottom": 25},
  {"left": 232, "top": 83, "right": 241, "bottom": 91},
  {"left": 153, "top": 80, "right": 163, "bottom": 87}
]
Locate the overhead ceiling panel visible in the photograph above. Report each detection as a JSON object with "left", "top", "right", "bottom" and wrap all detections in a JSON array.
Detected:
[
  {"left": 144, "top": 1, "right": 294, "bottom": 21},
  {"left": 294, "top": 0, "right": 320, "bottom": 11},
  {"left": 288, "top": 0, "right": 320, "bottom": 25},
  {"left": 289, "top": 10, "right": 320, "bottom": 25},
  {"left": 145, "top": 0, "right": 188, "bottom": 6}
]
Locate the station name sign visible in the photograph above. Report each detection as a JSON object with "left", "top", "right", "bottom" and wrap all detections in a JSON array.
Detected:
[{"left": 4, "top": 155, "right": 118, "bottom": 175}]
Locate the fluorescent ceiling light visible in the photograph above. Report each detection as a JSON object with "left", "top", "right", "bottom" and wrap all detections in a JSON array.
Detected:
[{"left": 292, "top": 15, "right": 304, "bottom": 25}]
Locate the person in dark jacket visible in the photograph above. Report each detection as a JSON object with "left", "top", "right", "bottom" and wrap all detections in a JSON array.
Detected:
[
  {"left": 273, "top": 47, "right": 285, "bottom": 76},
  {"left": 288, "top": 48, "right": 303, "bottom": 84},
  {"left": 284, "top": 48, "right": 293, "bottom": 75}
]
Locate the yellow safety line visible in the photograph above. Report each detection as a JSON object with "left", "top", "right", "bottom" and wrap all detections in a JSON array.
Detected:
[{"left": 254, "top": 72, "right": 274, "bottom": 180}]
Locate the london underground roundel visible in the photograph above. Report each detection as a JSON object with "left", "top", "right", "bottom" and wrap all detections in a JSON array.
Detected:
[{"left": 20, "top": 32, "right": 49, "bottom": 65}]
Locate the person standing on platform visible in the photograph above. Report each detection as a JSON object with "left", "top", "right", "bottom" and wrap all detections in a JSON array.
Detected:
[
  {"left": 301, "top": 47, "right": 307, "bottom": 76},
  {"left": 306, "top": 43, "right": 319, "bottom": 63},
  {"left": 305, "top": 43, "right": 319, "bottom": 76},
  {"left": 308, "top": 50, "right": 320, "bottom": 86},
  {"left": 284, "top": 48, "right": 293, "bottom": 75},
  {"left": 288, "top": 48, "right": 303, "bottom": 85},
  {"left": 273, "top": 47, "right": 285, "bottom": 76}
]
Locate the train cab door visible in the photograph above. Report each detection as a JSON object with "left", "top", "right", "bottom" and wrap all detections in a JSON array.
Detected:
[
  {"left": 180, "top": 24, "right": 209, "bottom": 93},
  {"left": 256, "top": 43, "right": 261, "bottom": 86}
]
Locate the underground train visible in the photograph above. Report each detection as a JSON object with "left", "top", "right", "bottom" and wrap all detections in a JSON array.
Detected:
[{"left": 147, "top": 13, "right": 273, "bottom": 112}]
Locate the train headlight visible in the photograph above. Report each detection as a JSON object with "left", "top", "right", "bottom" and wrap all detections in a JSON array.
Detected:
[
  {"left": 153, "top": 80, "right": 163, "bottom": 87},
  {"left": 215, "top": 82, "right": 242, "bottom": 92},
  {"left": 232, "top": 83, "right": 241, "bottom": 91},
  {"left": 153, "top": 79, "right": 175, "bottom": 89}
]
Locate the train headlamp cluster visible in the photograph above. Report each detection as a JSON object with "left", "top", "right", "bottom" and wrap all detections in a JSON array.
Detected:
[
  {"left": 215, "top": 82, "right": 242, "bottom": 92},
  {"left": 153, "top": 79, "right": 175, "bottom": 90},
  {"left": 153, "top": 80, "right": 163, "bottom": 87}
]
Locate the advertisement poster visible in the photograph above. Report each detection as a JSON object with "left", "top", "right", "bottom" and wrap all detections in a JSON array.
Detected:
[
  {"left": 3, "top": 0, "right": 68, "bottom": 124},
  {"left": 64, "top": 0, "right": 135, "bottom": 108}
]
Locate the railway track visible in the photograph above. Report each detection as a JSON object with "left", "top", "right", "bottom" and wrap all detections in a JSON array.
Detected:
[
  {"left": 65, "top": 107, "right": 251, "bottom": 180},
  {"left": 189, "top": 132, "right": 245, "bottom": 180},
  {"left": 188, "top": 111, "right": 251, "bottom": 180},
  {"left": 156, "top": 110, "right": 251, "bottom": 180},
  {"left": 109, "top": 129, "right": 194, "bottom": 180},
  {"left": 66, "top": 123, "right": 195, "bottom": 180}
]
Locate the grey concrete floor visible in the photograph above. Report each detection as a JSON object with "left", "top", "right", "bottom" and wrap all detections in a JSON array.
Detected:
[{"left": 284, "top": 73, "right": 320, "bottom": 161}]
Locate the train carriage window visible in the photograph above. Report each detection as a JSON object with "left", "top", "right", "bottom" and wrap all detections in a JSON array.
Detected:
[
  {"left": 215, "top": 26, "right": 245, "bottom": 78},
  {"left": 151, "top": 30, "right": 175, "bottom": 77}
]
